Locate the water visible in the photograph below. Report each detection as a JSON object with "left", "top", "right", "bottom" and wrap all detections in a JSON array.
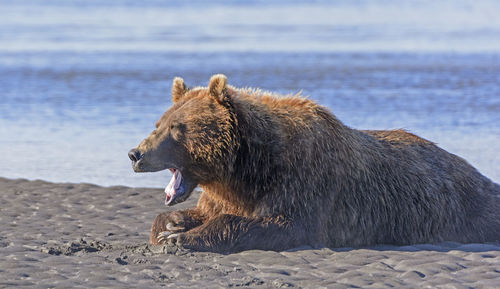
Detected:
[
  {"left": 0, "top": 0, "right": 499, "bottom": 187},
  {"left": 2, "top": 0, "right": 500, "bottom": 53}
]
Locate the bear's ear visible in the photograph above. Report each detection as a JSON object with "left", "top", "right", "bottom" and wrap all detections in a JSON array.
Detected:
[
  {"left": 208, "top": 74, "right": 229, "bottom": 105},
  {"left": 172, "top": 77, "right": 188, "bottom": 103}
]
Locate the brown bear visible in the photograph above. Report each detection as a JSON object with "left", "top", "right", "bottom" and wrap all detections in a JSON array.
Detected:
[{"left": 128, "top": 74, "right": 500, "bottom": 253}]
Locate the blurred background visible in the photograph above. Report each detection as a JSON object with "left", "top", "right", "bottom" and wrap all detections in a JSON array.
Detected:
[{"left": 0, "top": 0, "right": 498, "bottom": 187}]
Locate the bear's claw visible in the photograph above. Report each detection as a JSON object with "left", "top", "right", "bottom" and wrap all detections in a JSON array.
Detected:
[
  {"left": 167, "top": 233, "right": 179, "bottom": 240},
  {"left": 166, "top": 233, "right": 183, "bottom": 246},
  {"left": 157, "top": 220, "right": 185, "bottom": 245},
  {"left": 166, "top": 222, "right": 185, "bottom": 232},
  {"left": 156, "top": 231, "right": 173, "bottom": 244}
]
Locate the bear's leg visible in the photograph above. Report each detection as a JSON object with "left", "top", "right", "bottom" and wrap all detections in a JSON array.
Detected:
[
  {"left": 150, "top": 209, "right": 204, "bottom": 245},
  {"left": 165, "top": 214, "right": 304, "bottom": 253}
]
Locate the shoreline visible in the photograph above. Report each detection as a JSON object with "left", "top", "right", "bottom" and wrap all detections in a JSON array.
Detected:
[{"left": 1, "top": 176, "right": 499, "bottom": 288}]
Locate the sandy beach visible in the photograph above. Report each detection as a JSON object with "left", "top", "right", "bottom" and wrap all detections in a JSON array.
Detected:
[{"left": 1, "top": 177, "right": 499, "bottom": 288}]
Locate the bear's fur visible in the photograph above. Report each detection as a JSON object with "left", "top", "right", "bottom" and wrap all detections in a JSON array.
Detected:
[{"left": 129, "top": 74, "right": 500, "bottom": 253}]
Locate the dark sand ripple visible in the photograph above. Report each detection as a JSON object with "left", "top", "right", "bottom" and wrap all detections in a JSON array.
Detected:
[{"left": 1, "top": 177, "right": 499, "bottom": 288}]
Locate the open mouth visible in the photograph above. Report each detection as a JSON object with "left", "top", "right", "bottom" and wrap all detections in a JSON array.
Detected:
[{"left": 164, "top": 168, "right": 186, "bottom": 206}]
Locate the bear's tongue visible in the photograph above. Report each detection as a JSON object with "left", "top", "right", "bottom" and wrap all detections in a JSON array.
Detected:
[{"left": 164, "top": 169, "right": 185, "bottom": 206}]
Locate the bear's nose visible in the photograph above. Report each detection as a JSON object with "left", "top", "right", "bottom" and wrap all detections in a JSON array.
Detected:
[{"left": 128, "top": 149, "right": 142, "bottom": 163}]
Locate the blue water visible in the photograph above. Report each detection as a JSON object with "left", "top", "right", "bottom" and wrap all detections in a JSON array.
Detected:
[{"left": 0, "top": 0, "right": 499, "bottom": 187}]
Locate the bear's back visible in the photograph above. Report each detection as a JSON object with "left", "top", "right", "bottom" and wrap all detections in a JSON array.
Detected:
[{"left": 363, "top": 129, "right": 434, "bottom": 146}]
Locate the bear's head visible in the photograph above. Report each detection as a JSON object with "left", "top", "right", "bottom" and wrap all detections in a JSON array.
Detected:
[{"left": 128, "top": 74, "right": 238, "bottom": 206}]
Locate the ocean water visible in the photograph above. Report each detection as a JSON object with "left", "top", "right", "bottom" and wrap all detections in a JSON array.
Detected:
[{"left": 0, "top": 0, "right": 499, "bottom": 187}]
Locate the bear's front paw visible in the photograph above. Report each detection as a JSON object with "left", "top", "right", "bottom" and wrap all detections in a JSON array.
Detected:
[
  {"left": 162, "top": 232, "right": 183, "bottom": 246},
  {"left": 150, "top": 211, "right": 187, "bottom": 245},
  {"left": 162, "top": 232, "right": 203, "bottom": 251},
  {"left": 157, "top": 229, "right": 185, "bottom": 245}
]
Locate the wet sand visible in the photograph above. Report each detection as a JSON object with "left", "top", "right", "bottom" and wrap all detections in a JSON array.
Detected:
[{"left": 1, "top": 177, "right": 499, "bottom": 288}]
